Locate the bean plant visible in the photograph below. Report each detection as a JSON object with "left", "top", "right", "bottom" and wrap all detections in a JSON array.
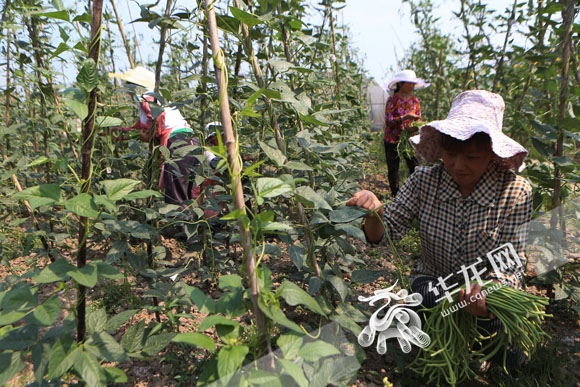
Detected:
[{"left": 0, "top": 0, "right": 578, "bottom": 386}]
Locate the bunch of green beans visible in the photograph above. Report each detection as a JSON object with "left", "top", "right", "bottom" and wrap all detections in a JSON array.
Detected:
[{"left": 410, "top": 282, "right": 550, "bottom": 386}]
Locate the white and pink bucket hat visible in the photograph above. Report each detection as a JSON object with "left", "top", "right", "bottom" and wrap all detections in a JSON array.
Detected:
[{"left": 410, "top": 90, "right": 528, "bottom": 171}]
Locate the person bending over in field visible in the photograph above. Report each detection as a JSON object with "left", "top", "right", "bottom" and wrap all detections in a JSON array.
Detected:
[
  {"left": 109, "top": 67, "right": 200, "bottom": 208},
  {"left": 347, "top": 90, "right": 531, "bottom": 368}
]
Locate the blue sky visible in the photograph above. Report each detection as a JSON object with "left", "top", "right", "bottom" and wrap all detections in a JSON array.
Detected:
[{"left": 338, "top": 0, "right": 524, "bottom": 84}]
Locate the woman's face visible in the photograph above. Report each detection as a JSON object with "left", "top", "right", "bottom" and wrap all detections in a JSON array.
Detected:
[
  {"left": 400, "top": 81, "right": 415, "bottom": 93},
  {"left": 441, "top": 142, "right": 493, "bottom": 195}
]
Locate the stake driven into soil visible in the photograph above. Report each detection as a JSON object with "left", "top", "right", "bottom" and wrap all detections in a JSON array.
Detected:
[
  {"left": 77, "top": 0, "right": 103, "bottom": 342},
  {"left": 204, "top": 0, "right": 268, "bottom": 347}
]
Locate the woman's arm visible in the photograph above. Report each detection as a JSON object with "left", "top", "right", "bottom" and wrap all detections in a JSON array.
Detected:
[
  {"left": 347, "top": 169, "right": 421, "bottom": 244},
  {"left": 488, "top": 183, "right": 533, "bottom": 288}
]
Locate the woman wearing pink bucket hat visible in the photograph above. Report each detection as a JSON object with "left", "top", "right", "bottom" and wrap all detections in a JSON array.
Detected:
[
  {"left": 383, "top": 69, "right": 430, "bottom": 197},
  {"left": 348, "top": 90, "right": 532, "bottom": 366}
]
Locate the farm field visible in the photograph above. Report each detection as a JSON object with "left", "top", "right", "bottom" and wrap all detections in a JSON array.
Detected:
[{"left": 0, "top": 0, "right": 578, "bottom": 386}]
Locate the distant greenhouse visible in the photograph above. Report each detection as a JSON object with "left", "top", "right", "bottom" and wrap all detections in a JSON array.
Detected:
[{"left": 366, "top": 80, "right": 388, "bottom": 132}]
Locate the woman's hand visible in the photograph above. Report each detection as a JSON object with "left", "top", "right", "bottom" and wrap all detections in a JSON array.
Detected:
[
  {"left": 403, "top": 112, "right": 421, "bottom": 121},
  {"left": 347, "top": 190, "right": 385, "bottom": 243},
  {"left": 459, "top": 283, "right": 496, "bottom": 319},
  {"left": 346, "top": 190, "right": 382, "bottom": 212}
]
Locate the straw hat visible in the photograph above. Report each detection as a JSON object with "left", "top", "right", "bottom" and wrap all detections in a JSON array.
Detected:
[
  {"left": 410, "top": 90, "right": 528, "bottom": 171},
  {"left": 387, "top": 69, "right": 430, "bottom": 90},
  {"left": 109, "top": 67, "right": 155, "bottom": 91}
]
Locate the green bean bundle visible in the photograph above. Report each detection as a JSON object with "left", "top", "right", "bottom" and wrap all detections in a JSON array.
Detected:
[{"left": 410, "top": 282, "right": 550, "bottom": 386}]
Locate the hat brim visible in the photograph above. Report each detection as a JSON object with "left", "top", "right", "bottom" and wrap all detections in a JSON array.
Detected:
[
  {"left": 410, "top": 119, "right": 528, "bottom": 171},
  {"left": 387, "top": 78, "right": 430, "bottom": 90},
  {"left": 109, "top": 69, "right": 155, "bottom": 91}
]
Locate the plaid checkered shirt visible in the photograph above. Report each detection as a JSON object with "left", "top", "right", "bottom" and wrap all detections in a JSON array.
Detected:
[{"left": 378, "top": 162, "right": 533, "bottom": 289}]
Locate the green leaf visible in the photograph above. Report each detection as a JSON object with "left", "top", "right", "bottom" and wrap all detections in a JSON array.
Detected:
[
  {"left": 278, "top": 358, "right": 308, "bottom": 387},
  {"left": 85, "top": 331, "right": 129, "bottom": 362},
  {"left": 285, "top": 160, "right": 313, "bottom": 171},
  {"left": 102, "top": 178, "right": 141, "bottom": 201},
  {"left": 105, "top": 309, "right": 138, "bottom": 333},
  {"left": 330, "top": 314, "right": 363, "bottom": 336},
  {"left": 124, "top": 190, "right": 163, "bottom": 200},
  {"left": 96, "top": 261, "right": 123, "bottom": 279},
  {"left": 0, "top": 352, "right": 24, "bottom": 386},
  {"left": 73, "top": 13, "right": 92, "bottom": 23},
  {"left": 297, "top": 341, "right": 340, "bottom": 362},
  {"left": 217, "top": 345, "right": 249, "bottom": 379},
  {"left": 142, "top": 333, "right": 176, "bottom": 356},
  {"left": 0, "top": 310, "right": 29, "bottom": 325},
  {"left": 93, "top": 195, "right": 117, "bottom": 213},
  {"left": 0, "top": 325, "right": 38, "bottom": 350},
  {"left": 199, "top": 315, "right": 238, "bottom": 332},
  {"left": 268, "top": 58, "right": 293, "bottom": 73},
  {"left": 278, "top": 281, "right": 325, "bottom": 316},
  {"left": 185, "top": 285, "right": 217, "bottom": 314},
  {"left": 34, "top": 258, "right": 76, "bottom": 283},
  {"left": 256, "top": 177, "right": 292, "bottom": 198},
  {"left": 327, "top": 275, "right": 348, "bottom": 301},
  {"left": 219, "top": 274, "right": 243, "bottom": 290},
  {"left": 221, "top": 209, "right": 246, "bottom": 220},
  {"left": 351, "top": 270, "right": 383, "bottom": 284},
  {"left": 247, "top": 370, "right": 281, "bottom": 385},
  {"left": 334, "top": 224, "right": 366, "bottom": 242},
  {"left": 32, "top": 294, "right": 60, "bottom": 326},
  {"left": 64, "top": 98, "right": 88, "bottom": 119},
  {"left": 262, "top": 221, "right": 293, "bottom": 233},
  {"left": 229, "top": 6, "right": 262, "bottom": 28},
  {"left": 288, "top": 244, "right": 306, "bottom": 271},
  {"left": 87, "top": 308, "right": 107, "bottom": 333},
  {"left": 258, "top": 298, "right": 302, "bottom": 333},
  {"left": 215, "top": 14, "right": 240, "bottom": 34},
  {"left": 531, "top": 137, "right": 553, "bottom": 158},
  {"left": 68, "top": 263, "right": 98, "bottom": 288},
  {"left": 295, "top": 186, "right": 332, "bottom": 210},
  {"left": 1, "top": 286, "right": 37, "bottom": 311},
  {"left": 258, "top": 141, "right": 287, "bottom": 166},
  {"left": 35, "top": 10, "right": 70, "bottom": 21},
  {"left": 310, "top": 212, "right": 330, "bottom": 225},
  {"left": 329, "top": 207, "right": 366, "bottom": 223},
  {"left": 103, "top": 367, "right": 128, "bottom": 383},
  {"left": 65, "top": 193, "right": 100, "bottom": 217},
  {"left": 77, "top": 59, "right": 99, "bottom": 93},
  {"left": 121, "top": 319, "right": 145, "bottom": 354},
  {"left": 277, "top": 332, "right": 303, "bottom": 359},
  {"left": 26, "top": 156, "right": 52, "bottom": 167},
  {"left": 12, "top": 184, "right": 61, "bottom": 209},
  {"left": 74, "top": 350, "right": 105, "bottom": 387},
  {"left": 553, "top": 156, "right": 574, "bottom": 167},
  {"left": 48, "top": 340, "right": 79, "bottom": 378},
  {"left": 96, "top": 116, "right": 123, "bottom": 127},
  {"left": 172, "top": 332, "right": 215, "bottom": 351}
]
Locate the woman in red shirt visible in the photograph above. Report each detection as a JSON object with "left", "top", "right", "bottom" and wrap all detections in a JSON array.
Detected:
[{"left": 384, "top": 70, "right": 430, "bottom": 196}]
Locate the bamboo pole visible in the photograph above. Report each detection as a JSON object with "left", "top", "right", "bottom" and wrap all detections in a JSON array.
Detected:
[
  {"left": 111, "top": 0, "right": 135, "bottom": 68},
  {"left": 550, "top": 0, "right": 574, "bottom": 233},
  {"left": 125, "top": 0, "right": 143, "bottom": 64},
  {"left": 278, "top": 8, "right": 320, "bottom": 277},
  {"left": 77, "top": 0, "right": 103, "bottom": 342},
  {"left": 204, "top": 0, "right": 268, "bottom": 345},
  {"left": 328, "top": 5, "right": 340, "bottom": 100},
  {"left": 199, "top": 21, "right": 209, "bottom": 128},
  {"left": 231, "top": 0, "right": 285, "bottom": 154},
  {"left": 492, "top": 0, "right": 518, "bottom": 92}
]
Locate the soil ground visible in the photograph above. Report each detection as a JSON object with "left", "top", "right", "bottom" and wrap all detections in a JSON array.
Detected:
[{"left": 3, "top": 161, "right": 579, "bottom": 387}]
